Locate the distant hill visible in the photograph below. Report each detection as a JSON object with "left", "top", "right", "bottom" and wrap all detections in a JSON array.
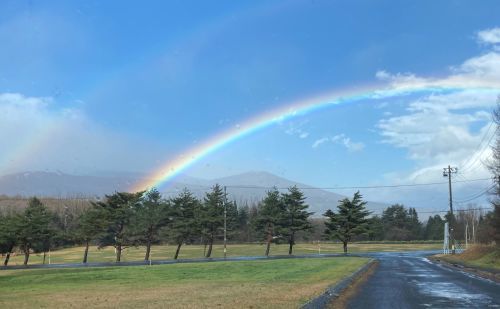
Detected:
[{"left": 0, "top": 171, "right": 388, "bottom": 215}]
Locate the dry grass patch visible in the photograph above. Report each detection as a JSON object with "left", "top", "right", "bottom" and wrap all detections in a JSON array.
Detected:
[
  {"left": 435, "top": 245, "right": 500, "bottom": 271},
  {"left": 4, "top": 242, "right": 441, "bottom": 266},
  {"left": 0, "top": 257, "right": 369, "bottom": 308}
]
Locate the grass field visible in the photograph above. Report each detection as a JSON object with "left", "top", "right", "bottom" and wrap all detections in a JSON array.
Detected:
[
  {"left": 0, "top": 257, "right": 369, "bottom": 308},
  {"left": 435, "top": 245, "right": 500, "bottom": 271},
  {"left": 3, "top": 242, "right": 441, "bottom": 265}
]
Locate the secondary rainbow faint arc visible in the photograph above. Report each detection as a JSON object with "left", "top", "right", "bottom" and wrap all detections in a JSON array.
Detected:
[{"left": 131, "top": 83, "right": 500, "bottom": 191}]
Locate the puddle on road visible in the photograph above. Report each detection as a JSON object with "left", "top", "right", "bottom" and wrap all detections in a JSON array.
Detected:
[{"left": 416, "top": 276, "right": 494, "bottom": 307}]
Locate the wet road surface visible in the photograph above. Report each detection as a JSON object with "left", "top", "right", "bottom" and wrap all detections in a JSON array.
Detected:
[
  {"left": 348, "top": 251, "right": 500, "bottom": 308},
  {"left": 2, "top": 250, "right": 498, "bottom": 308}
]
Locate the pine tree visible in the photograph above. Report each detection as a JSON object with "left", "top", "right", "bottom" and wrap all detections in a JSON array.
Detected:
[
  {"left": 255, "top": 188, "right": 285, "bottom": 256},
  {"left": 236, "top": 204, "right": 250, "bottom": 242},
  {"left": 0, "top": 213, "right": 19, "bottom": 266},
  {"left": 94, "top": 191, "right": 144, "bottom": 262},
  {"left": 75, "top": 207, "right": 108, "bottom": 263},
  {"left": 166, "top": 189, "right": 201, "bottom": 259},
  {"left": 366, "top": 215, "right": 384, "bottom": 241},
  {"left": 408, "top": 207, "right": 423, "bottom": 240},
  {"left": 16, "top": 197, "right": 55, "bottom": 265},
  {"left": 281, "top": 186, "right": 313, "bottom": 255},
  {"left": 424, "top": 215, "right": 445, "bottom": 240},
  {"left": 133, "top": 188, "right": 169, "bottom": 261},
  {"left": 324, "top": 191, "right": 370, "bottom": 253},
  {"left": 200, "top": 184, "right": 225, "bottom": 258}
]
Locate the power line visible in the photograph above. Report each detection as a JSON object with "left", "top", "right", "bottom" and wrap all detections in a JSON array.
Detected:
[
  {"left": 370, "top": 206, "right": 493, "bottom": 215},
  {"left": 155, "top": 177, "right": 492, "bottom": 194},
  {"left": 460, "top": 121, "right": 495, "bottom": 172},
  {"left": 222, "top": 177, "right": 491, "bottom": 190},
  {"left": 455, "top": 184, "right": 496, "bottom": 203},
  {"left": 461, "top": 126, "right": 498, "bottom": 174}
]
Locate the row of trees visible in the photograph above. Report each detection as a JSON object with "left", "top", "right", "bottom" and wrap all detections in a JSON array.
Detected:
[
  {"left": 0, "top": 185, "right": 314, "bottom": 265},
  {"left": 1, "top": 185, "right": 498, "bottom": 265}
]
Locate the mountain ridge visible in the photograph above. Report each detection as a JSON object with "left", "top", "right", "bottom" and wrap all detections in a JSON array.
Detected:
[{"left": 0, "top": 170, "right": 388, "bottom": 215}]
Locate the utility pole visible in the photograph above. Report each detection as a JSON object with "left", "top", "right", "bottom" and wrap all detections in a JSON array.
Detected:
[
  {"left": 223, "top": 186, "right": 227, "bottom": 259},
  {"left": 443, "top": 165, "right": 458, "bottom": 254}
]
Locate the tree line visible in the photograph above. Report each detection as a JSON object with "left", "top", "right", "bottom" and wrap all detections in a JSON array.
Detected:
[{"left": 1, "top": 184, "right": 498, "bottom": 266}]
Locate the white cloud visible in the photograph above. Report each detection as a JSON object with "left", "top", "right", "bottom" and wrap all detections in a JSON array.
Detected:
[
  {"left": 375, "top": 35, "right": 500, "bottom": 90},
  {"left": 377, "top": 90, "right": 497, "bottom": 185},
  {"left": 312, "top": 134, "right": 365, "bottom": 152},
  {"left": 376, "top": 33, "right": 499, "bottom": 184},
  {"left": 477, "top": 27, "right": 500, "bottom": 45},
  {"left": 283, "top": 119, "right": 310, "bottom": 139},
  {"left": 0, "top": 93, "right": 168, "bottom": 175},
  {"left": 312, "top": 137, "right": 329, "bottom": 148}
]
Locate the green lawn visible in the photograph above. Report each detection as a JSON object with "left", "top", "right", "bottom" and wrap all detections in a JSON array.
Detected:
[
  {"left": 4, "top": 242, "right": 441, "bottom": 266},
  {"left": 0, "top": 257, "right": 369, "bottom": 308}
]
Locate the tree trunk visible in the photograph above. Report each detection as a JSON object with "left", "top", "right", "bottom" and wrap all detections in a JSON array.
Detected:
[
  {"left": 174, "top": 242, "right": 182, "bottom": 260},
  {"left": 145, "top": 239, "right": 152, "bottom": 261},
  {"left": 116, "top": 244, "right": 122, "bottom": 262},
  {"left": 343, "top": 241, "right": 348, "bottom": 254},
  {"left": 288, "top": 232, "right": 295, "bottom": 255},
  {"left": 3, "top": 244, "right": 13, "bottom": 266},
  {"left": 83, "top": 241, "right": 89, "bottom": 263},
  {"left": 206, "top": 237, "right": 213, "bottom": 258},
  {"left": 3, "top": 252, "right": 11, "bottom": 266},
  {"left": 265, "top": 240, "right": 272, "bottom": 257},
  {"left": 43, "top": 252, "right": 46, "bottom": 264},
  {"left": 23, "top": 249, "right": 30, "bottom": 265},
  {"left": 265, "top": 224, "right": 273, "bottom": 256}
]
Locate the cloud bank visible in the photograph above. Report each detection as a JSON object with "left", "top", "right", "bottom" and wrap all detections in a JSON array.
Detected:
[{"left": 0, "top": 93, "right": 167, "bottom": 176}]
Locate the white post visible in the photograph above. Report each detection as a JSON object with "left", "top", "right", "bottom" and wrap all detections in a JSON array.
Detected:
[
  {"left": 472, "top": 222, "right": 475, "bottom": 244},
  {"left": 443, "top": 222, "right": 449, "bottom": 254},
  {"left": 48, "top": 249, "right": 51, "bottom": 265},
  {"left": 465, "top": 223, "right": 468, "bottom": 250}
]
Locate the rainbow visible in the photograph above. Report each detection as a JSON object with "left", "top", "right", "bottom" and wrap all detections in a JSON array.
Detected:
[{"left": 131, "top": 82, "right": 500, "bottom": 191}]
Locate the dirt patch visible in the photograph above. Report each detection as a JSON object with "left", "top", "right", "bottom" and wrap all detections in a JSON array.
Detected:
[{"left": 327, "top": 261, "right": 379, "bottom": 309}]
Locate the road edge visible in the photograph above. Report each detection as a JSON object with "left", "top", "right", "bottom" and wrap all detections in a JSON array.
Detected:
[
  {"left": 301, "top": 258, "right": 377, "bottom": 309},
  {"left": 428, "top": 256, "right": 500, "bottom": 283}
]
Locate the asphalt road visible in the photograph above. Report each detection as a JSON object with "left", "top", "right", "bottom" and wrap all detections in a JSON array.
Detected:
[
  {"left": 0, "top": 253, "right": 358, "bottom": 270},
  {"left": 348, "top": 251, "right": 500, "bottom": 309}
]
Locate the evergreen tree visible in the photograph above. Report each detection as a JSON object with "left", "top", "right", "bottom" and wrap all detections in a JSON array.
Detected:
[
  {"left": 166, "top": 189, "right": 201, "bottom": 259},
  {"left": 236, "top": 204, "right": 250, "bottom": 242},
  {"left": 324, "top": 191, "right": 370, "bottom": 253},
  {"left": 225, "top": 200, "right": 240, "bottom": 239},
  {"left": 133, "top": 188, "right": 169, "bottom": 261},
  {"left": 255, "top": 188, "right": 285, "bottom": 256},
  {"left": 0, "top": 213, "right": 19, "bottom": 266},
  {"left": 95, "top": 191, "right": 144, "bottom": 262},
  {"left": 200, "top": 184, "right": 225, "bottom": 258},
  {"left": 16, "top": 197, "right": 55, "bottom": 265},
  {"left": 424, "top": 215, "right": 445, "bottom": 240},
  {"left": 281, "top": 186, "right": 313, "bottom": 255},
  {"left": 408, "top": 207, "right": 423, "bottom": 239},
  {"left": 75, "top": 206, "right": 108, "bottom": 263},
  {"left": 366, "top": 215, "right": 384, "bottom": 241},
  {"left": 381, "top": 204, "right": 422, "bottom": 240}
]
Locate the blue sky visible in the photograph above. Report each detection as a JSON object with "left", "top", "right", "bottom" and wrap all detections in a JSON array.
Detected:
[{"left": 1, "top": 0, "right": 499, "bottom": 210}]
